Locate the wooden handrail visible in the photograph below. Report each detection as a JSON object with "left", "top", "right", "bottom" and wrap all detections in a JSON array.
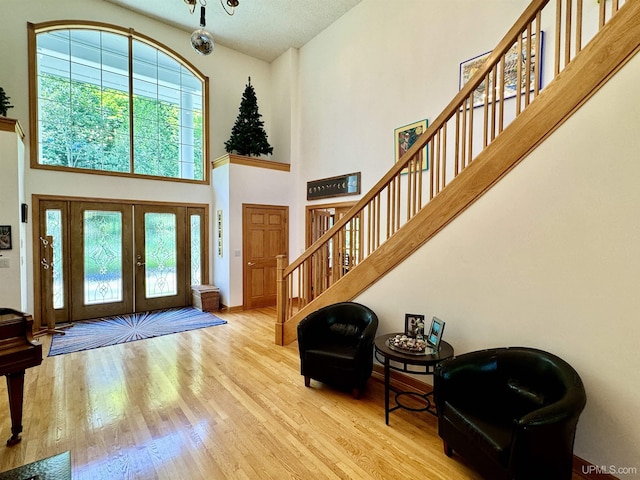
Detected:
[{"left": 276, "top": 0, "right": 632, "bottom": 344}]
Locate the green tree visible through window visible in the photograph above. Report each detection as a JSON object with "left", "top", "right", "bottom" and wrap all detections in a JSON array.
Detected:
[
  {"left": 34, "top": 26, "right": 205, "bottom": 181},
  {"left": 39, "top": 73, "right": 130, "bottom": 172}
]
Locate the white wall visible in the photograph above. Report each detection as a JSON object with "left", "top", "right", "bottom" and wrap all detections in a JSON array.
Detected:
[
  {"left": 0, "top": 127, "right": 26, "bottom": 310},
  {"left": 211, "top": 161, "right": 293, "bottom": 308},
  {"left": 227, "top": 163, "right": 293, "bottom": 308},
  {"left": 293, "top": 0, "right": 532, "bottom": 256},
  {"left": 0, "top": 0, "right": 275, "bottom": 311},
  {"left": 356, "top": 51, "right": 640, "bottom": 471}
]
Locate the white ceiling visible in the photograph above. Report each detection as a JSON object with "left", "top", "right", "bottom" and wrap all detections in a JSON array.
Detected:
[{"left": 103, "top": 0, "right": 363, "bottom": 63}]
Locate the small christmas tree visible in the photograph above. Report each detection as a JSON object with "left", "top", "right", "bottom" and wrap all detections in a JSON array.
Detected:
[
  {"left": 0, "top": 87, "right": 13, "bottom": 117},
  {"left": 225, "top": 77, "right": 273, "bottom": 157}
]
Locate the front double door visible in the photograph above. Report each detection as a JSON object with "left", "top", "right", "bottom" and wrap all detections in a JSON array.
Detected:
[{"left": 41, "top": 199, "right": 203, "bottom": 322}]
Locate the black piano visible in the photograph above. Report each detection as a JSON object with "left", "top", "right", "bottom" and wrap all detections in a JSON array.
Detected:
[{"left": 0, "top": 309, "right": 43, "bottom": 445}]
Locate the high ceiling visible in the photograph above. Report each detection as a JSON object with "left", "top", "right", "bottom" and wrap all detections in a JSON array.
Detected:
[{"left": 104, "top": 0, "right": 363, "bottom": 63}]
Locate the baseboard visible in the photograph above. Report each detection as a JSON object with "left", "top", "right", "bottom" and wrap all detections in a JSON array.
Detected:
[
  {"left": 220, "top": 304, "right": 244, "bottom": 313},
  {"left": 370, "top": 366, "right": 616, "bottom": 480},
  {"left": 371, "top": 364, "right": 433, "bottom": 395}
]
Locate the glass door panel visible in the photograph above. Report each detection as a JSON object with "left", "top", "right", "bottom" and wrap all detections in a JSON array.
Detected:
[
  {"left": 188, "top": 207, "right": 206, "bottom": 286},
  {"left": 39, "top": 200, "right": 70, "bottom": 324},
  {"left": 83, "top": 210, "right": 124, "bottom": 304},
  {"left": 70, "top": 202, "right": 133, "bottom": 320},
  {"left": 134, "top": 205, "right": 187, "bottom": 312},
  {"left": 144, "top": 212, "right": 178, "bottom": 298},
  {"left": 46, "top": 209, "right": 65, "bottom": 310},
  {"left": 190, "top": 214, "right": 201, "bottom": 286}
]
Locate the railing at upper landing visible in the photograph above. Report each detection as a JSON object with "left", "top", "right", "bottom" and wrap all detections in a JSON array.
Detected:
[{"left": 276, "top": 0, "right": 635, "bottom": 345}]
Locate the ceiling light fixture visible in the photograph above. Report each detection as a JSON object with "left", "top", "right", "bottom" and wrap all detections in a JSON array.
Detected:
[
  {"left": 220, "top": 0, "right": 239, "bottom": 16},
  {"left": 185, "top": 0, "right": 239, "bottom": 55},
  {"left": 190, "top": 5, "right": 215, "bottom": 55},
  {"left": 184, "top": 0, "right": 238, "bottom": 16}
]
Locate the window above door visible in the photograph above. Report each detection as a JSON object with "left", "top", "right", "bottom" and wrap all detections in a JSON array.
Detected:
[{"left": 28, "top": 21, "right": 209, "bottom": 184}]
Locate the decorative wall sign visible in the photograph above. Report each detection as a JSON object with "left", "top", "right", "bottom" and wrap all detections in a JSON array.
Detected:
[
  {"left": 307, "top": 172, "right": 361, "bottom": 200},
  {"left": 460, "top": 32, "right": 544, "bottom": 108},
  {"left": 216, "top": 210, "right": 223, "bottom": 257}
]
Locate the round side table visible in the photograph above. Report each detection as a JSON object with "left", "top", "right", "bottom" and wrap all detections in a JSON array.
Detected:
[{"left": 374, "top": 333, "right": 454, "bottom": 425}]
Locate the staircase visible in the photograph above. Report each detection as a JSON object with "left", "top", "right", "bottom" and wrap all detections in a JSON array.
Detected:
[{"left": 276, "top": 0, "right": 640, "bottom": 345}]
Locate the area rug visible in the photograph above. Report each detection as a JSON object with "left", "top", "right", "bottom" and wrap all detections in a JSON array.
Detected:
[
  {"left": 48, "top": 307, "right": 226, "bottom": 357},
  {"left": 0, "top": 450, "right": 71, "bottom": 479}
]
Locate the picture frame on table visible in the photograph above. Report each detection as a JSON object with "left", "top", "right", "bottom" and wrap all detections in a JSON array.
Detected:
[
  {"left": 0, "top": 225, "right": 12, "bottom": 250},
  {"left": 459, "top": 32, "right": 544, "bottom": 108},
  {"left": 404, "top": 313, "right": 425, "bottom": 338},
  {"left": 427, "top": 317, "right": 446, "bottom": 349},
  {"left": 394, "top": 119, "right": 429, "bottom": 173}
]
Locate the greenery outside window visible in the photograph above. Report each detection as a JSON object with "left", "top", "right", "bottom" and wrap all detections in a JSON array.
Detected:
[{"left": 29, "top": 22, "right": 209, "bottom": 183}]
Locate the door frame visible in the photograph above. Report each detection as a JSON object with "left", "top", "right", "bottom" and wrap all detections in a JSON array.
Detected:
[
  {"left": 242, "top": 203, "right": 289, "bottom": 310},
  {"left": 32, "top": 194, "right": 209, "bottom": 324},
  {"left": 305, "top": 201, "right": 357, "bottom": 247}
]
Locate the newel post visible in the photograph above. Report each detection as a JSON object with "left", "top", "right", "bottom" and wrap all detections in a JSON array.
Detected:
[{"left": 275, "top": 254, "right": 288, "bottom": 345}]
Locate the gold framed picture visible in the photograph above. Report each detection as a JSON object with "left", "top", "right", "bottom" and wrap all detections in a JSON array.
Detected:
[{"left": 394, "top": 119, "right": 429, "bottom": 172}]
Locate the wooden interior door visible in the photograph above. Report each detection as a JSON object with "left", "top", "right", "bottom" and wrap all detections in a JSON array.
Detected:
[
  {"left": 309, "top": 209, "right": 332, "bottom": 298},
  {"left": 242, "top": 204, "right": 289, "bottom": 309},
  {"left": 305, "top": 202, "right": 357, "bottom": 298}
]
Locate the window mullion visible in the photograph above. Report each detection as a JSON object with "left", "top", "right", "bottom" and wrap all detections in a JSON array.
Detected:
[{"left": 128, "top": 33, "right": 134, "bottom": 175}]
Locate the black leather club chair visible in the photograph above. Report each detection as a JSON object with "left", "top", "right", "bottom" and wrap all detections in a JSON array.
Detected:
[
  {"left": 297, "top": 302, "right": 379, "bottom": 399},
  {"left": 434, "top": 347, "right": 586, "bottom": 480}
]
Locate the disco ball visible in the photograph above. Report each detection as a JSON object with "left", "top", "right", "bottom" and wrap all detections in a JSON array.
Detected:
[{"left": 191, "top": 28, "right": 215, "bottom": 55}]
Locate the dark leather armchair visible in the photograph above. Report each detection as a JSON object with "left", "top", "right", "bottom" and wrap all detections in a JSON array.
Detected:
[
  {"left": 297, "top": 302, "right": 378, "bottom": 398},
  {"left": 434, "top": 347, "right": 586, "bottom": 480}
]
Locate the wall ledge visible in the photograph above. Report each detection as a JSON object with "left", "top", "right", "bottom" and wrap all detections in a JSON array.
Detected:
[
  {"left": 212, "top": 153, "right": 290, "bottom": 172},
  {"left": 0, "top": 117, "right": 24, "bottom": 139}
]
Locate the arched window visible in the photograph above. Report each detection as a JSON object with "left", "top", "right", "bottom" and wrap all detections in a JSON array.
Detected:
[{"left": 28, "top": 22, "right": 208, "bottom": 182}]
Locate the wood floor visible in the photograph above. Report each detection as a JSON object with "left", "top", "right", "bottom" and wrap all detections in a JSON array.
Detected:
[{"left": 0, "top": 307, "right": 583, "bottom": 479}]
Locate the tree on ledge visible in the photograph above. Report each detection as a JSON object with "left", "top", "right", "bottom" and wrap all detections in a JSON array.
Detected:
[
  {"left": 0, "top": 87, "right": 13, "bottom": 117},
  {"left": 224, "top": 77, "right": 273, "bottom": 157}
]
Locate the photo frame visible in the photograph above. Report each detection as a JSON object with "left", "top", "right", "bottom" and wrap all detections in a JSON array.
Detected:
[
  {"left": 404, "top": 313, "right": 425, "bottom": 338},
  {"left": 0, "top": 225, "right": 12, "bottom": 250},
  {"left": 427, "top": 317, "right": 445, "bottom": 349},
  {"left": 459, "top": 32, "right": 544, "bottom": 108},
  {"left": 394, "top": 120, "right": 429, "bottom": 172}
]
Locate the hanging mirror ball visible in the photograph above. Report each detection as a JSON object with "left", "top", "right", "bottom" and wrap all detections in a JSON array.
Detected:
[{"left": 191, "top": 28, "right": 215, "bottom": 55}]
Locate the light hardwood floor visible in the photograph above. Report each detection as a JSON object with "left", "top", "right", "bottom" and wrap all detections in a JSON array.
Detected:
[{"left": 0, "top": 308, "right": 581, "bottom": 479}]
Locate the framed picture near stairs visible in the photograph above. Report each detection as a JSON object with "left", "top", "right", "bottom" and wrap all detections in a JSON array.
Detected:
[
  {"left": 394, "top": 119, "right": 429, "bottom": 173},
  {"left": 460, "top": 31, "right": 544, "bottom": 108}
]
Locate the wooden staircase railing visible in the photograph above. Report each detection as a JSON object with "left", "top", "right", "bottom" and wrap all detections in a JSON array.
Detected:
[{"left": 276, "top": 0, "right": 634, "bottom": 345}]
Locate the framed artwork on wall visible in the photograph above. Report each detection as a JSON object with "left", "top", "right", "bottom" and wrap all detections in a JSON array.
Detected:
[
  {"left": 460, "top": 32, "right": 544, "bottom": 108},
  {"left": 0, "top": 225, "right": 11, "bottom": 250},
  {"left": 307, "top": 172, "right": 361, "bottom": 200},
  {"left": 394, "top": 119, "right": 429, "bottom": 172}
]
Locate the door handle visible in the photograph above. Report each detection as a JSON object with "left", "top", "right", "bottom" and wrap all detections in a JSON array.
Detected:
[
  {"left": 136, "top": 261, "right": 145, "bottom": 267},
  {"left": 247, "top": 262, "right": 255, "bottom": 266}
]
